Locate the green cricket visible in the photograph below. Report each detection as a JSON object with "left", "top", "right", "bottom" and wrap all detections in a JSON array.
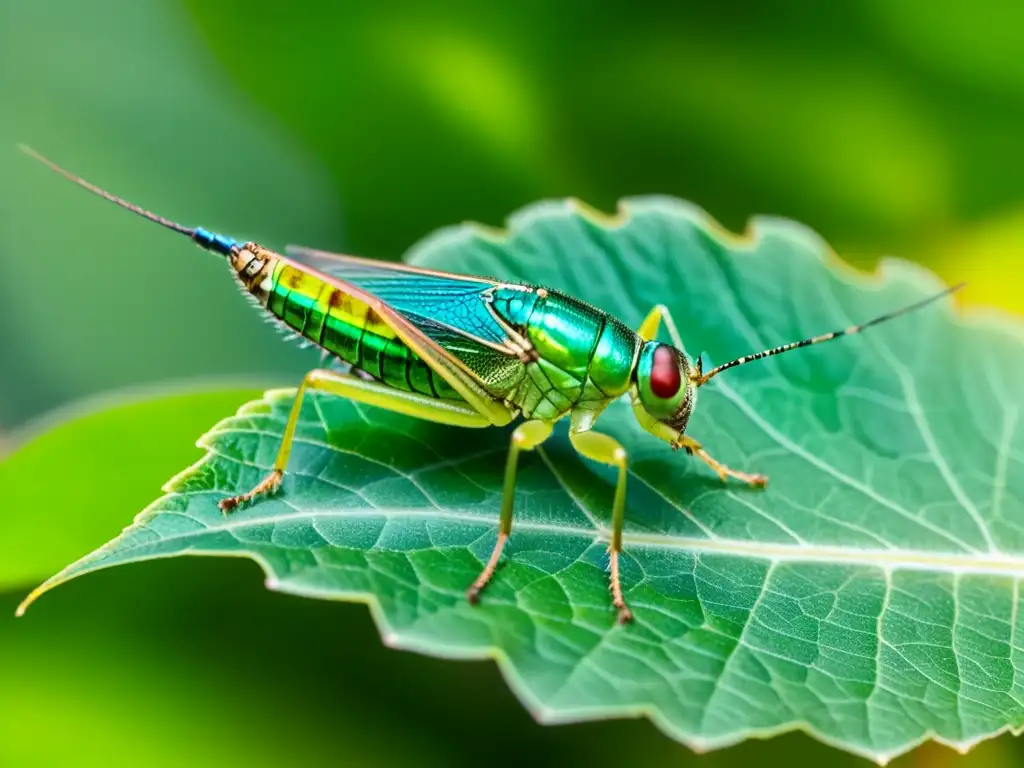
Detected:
[{"left": 22, "top": 146, "right": 964, "bottom": 623}]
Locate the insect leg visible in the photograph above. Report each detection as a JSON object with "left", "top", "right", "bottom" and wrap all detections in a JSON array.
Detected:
[
  {"left": 568, "top": 411, "right": 633, "bottom": 624},
  {"left": 637, "top": 304, "right": 685, "bottom": 347},
  {"left": 675, "top": 434, "right": 767, "bottom": 487},
  {"left": 636, "top": 306, "right": 767, "bottom": 487},
  {"left": 219, "top": 368, "right": 499, "bottom": 512},
  {"left": 467, "top": 419, "right": 553, "bottom": 605}
]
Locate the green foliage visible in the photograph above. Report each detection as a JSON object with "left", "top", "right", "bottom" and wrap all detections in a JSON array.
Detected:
[
  {"left": 0, "top": 387, "right": 261, "bottom": 591},
  {"left": 0, "top": 0, "right": 337, "bottom": 427},
  {"left": 180, "top": 0, "right": 1024, "bottom": 263},
  {"left": 20, "top": 198, "right": 1019, "bottom": 762}
]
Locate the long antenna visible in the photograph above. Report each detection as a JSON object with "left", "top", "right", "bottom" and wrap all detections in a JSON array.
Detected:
[
  {"left": 693, "top": 282, "right": 966, "bottom": 386},
  {"left": 18, "top": 144, "right": 237, "bottom": 256}
]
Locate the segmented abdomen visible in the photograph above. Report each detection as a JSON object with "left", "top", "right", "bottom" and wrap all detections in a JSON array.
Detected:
[{"left": 266, "top": 262, "right": 461, "bottom": 400}]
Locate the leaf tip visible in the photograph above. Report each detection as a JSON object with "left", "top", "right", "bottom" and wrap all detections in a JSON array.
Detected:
[
  {"left": 13, "top": 566, "right": 81, "bottom": 617},
  {"left": 14, "top": 582, "right": 48, "bottom": 617}
]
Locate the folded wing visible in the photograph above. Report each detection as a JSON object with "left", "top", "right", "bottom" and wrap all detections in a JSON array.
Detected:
[{"left": 284, "top": 246, "right": 525, "bottom": 424}]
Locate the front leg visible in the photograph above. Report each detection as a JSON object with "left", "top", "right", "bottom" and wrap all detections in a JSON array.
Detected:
[
  {"left": 674, "top": 434, "right": 768, "bottom": 487},
  {"left": 635, "top": 304, "right": 768, "bottom": 488},
  {"left": 631, "top": 398, "right": 767, "bottom": 487}
]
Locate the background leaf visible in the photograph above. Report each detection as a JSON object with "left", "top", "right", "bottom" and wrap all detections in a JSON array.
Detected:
[
  {"left": 0, "top": 566, "right": 451, "bottom": 768},
  {"left": 179, "top": 0, "right": 1024, "bottom": 286},
  {"left": 0, "top": 385, "right": 260, "bottom": 590},
  {"left": 21, "top": 198, "right": 1021, "bottom": 762},
  {"left": 0, "top": 0, "right": 333, "bottom": 428}
]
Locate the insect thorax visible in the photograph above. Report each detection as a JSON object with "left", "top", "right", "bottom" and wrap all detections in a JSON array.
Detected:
[{"left": 491, "top": 287, "right": 640, "bottom": 421}]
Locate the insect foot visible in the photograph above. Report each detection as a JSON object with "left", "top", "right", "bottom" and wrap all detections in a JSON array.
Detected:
[
  {"left": 687, "top": 443, "right": 769, "bottom": 488},
  {"left": 218, "top": 469, "right": 283, "bottom": 513},
  {"left": 465, "top": 532, "right": 509, "bottom": 606},
  {"left": 718, "top": 463, "right": 769, "bottom": 488},
  {"left": 608, "top": 549, "right": 634, "bottom": 624}
]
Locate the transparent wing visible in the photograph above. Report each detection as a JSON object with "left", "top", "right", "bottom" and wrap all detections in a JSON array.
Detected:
[
  {"left": 286, "top": 246, "right": 518, "bottom": 348},
  {"left": 282, "top": 246, "right": 520, "bottom": 425}
]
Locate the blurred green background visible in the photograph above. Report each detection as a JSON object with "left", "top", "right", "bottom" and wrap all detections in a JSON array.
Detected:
[{"left": 2, "top": 0, "right": 1023, "bottom": 765}]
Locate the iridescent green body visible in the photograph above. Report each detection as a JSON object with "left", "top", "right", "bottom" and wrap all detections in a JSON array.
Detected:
[
  {"left": 494, "top": 288, "right": 638, "bottom": 420},
  {"left": 258, "top": 257, "right": 641, "bottom": 423}
]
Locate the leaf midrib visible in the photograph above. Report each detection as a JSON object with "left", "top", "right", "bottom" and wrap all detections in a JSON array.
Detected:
[
  {"left": 221, "top": 383, "right": 978, "bottom": 556},
  {"left": 114, "top": 502, "right": 1024, "bottom": 577}
]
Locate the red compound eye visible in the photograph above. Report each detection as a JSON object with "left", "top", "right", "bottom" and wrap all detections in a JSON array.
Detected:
[{"left": 650, "top": 346, "right": 682, "bottom": 399}]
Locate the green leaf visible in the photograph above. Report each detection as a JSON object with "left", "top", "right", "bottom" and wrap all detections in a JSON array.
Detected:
[
  {"left": 0, "top": 385, "right": 262, "bottom": 591},
  {"left": 19, "top": 198, "right": 1023, "bottom": 762}
]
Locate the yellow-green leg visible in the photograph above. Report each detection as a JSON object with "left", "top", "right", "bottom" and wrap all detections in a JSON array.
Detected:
[
  {"left": 568, "top": 410, "right": 633, "bottom": 624},
  {"left": 219, "top": 368, "right": 499, "bottom": 512},
  {"left": 467, "top": 419, "right": 553, "bottom": 604},
  {"left": 637, "top": 303, "right": 684, "bottom": 346},
  {"left": 635, "top": 304, "right": 768, "bottom": 488},
  {"left": 675, "top": 434, "right": 767, "bottom": 486}
]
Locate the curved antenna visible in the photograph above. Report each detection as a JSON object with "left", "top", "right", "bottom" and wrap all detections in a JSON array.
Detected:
[
  {"left": 18, "top": 144, "right": 239, "bottom": 256},
  {"left": 693, "top": 282, "right": 967, "bottom": 386},
  {"left": 19, "top": 144, "right": 197, "bottom": 237}
]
